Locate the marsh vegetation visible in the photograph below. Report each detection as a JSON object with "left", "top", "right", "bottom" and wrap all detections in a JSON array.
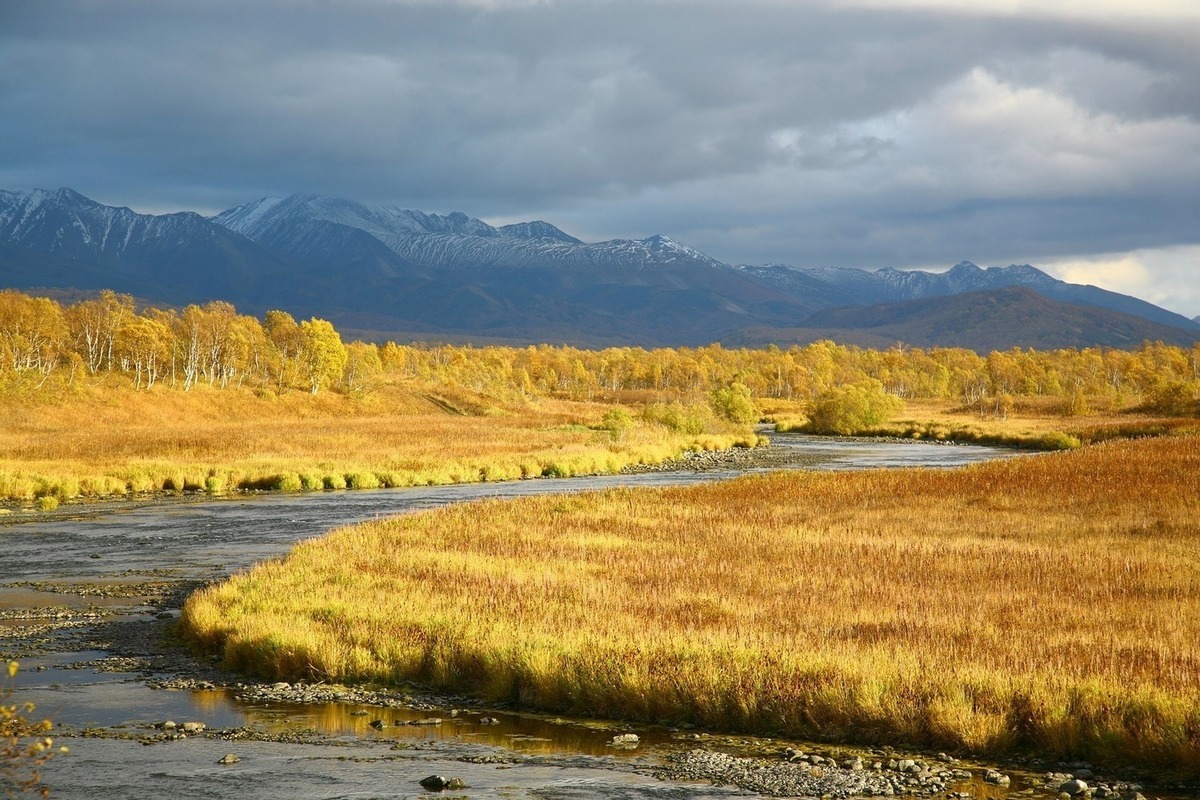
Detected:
[{"left": 183, "top": 434, "right": 1200, "bottom": 776}]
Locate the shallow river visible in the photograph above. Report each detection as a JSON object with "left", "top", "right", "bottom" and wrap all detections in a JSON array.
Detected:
[{"left": 2, "top": 435, "right": 1029, "bottom": 799}]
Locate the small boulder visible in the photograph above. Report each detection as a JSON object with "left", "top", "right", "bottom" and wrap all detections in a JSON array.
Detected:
[
  {"left": 1059, "top": 779, "right": 1090, "bottom": 796},
  {"left": 608, "top": 733, "right": 640, "bottom": 748},
  {"left": 217, "top": 753, "right": 240, "bottom": 764},
  {"left": 368, "top": 719, "right": 386, "bottom": 730},
  {"left": 419, "top": 775, "right": 465, "bottom": 790},
  {"left": 181, "top": 722, "right": 205, "bottom": 733},
  {"left": 478, "top": 716, "right": 500, "bottom": 725}
]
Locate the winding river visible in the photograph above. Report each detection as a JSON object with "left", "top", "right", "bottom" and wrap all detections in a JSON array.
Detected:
[{"left": 2, "top": 434, "right": 1027, "bottom": 800}]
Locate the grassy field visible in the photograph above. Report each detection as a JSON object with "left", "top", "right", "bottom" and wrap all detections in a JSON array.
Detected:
[
  {"left": 767, "top": 396, "right": 1200, "bottom": 449},
  {"left": 182, "top": 433, "right": 1200, "bottom": 775},
  {"left": 0, "top": 378, "right": 754, "bottom": 507}
]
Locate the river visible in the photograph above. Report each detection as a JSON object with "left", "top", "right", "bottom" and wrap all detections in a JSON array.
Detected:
[{"left": 1, "top": 435, "right": 1035, "bottom": 799}]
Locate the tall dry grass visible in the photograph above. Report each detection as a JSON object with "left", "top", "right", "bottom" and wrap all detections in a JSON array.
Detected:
[
  {"left": 183, "top": 434, "right": 1200, "bottom": 775},
  {"left": 770, "top": 396, "right": 1200, "bottom": 450},
  {"left": 0, "top": 379, "right": 752, "bottom": 504}
]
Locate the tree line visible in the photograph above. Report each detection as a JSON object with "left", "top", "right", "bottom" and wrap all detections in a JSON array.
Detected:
[{"left": 1, "top": 289, "right": 1197, "bottom": 413}]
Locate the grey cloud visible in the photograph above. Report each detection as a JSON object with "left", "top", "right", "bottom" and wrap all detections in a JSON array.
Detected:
[{"left": 1, "top": 0, "right": 1198, "bottom": 311}]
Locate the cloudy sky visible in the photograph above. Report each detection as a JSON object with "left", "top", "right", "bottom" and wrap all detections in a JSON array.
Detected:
[{"left": 2, "top": 0, "right": 1198, "bottom": 317}]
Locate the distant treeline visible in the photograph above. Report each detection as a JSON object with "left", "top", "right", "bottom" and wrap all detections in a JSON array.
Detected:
[{"left": 1, "top": 289, "right": 1197, "bottom": 413}]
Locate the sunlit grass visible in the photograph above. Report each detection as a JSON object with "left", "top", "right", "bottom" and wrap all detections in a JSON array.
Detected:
[
  {"left": 769, "top": 396, "right": 1200, "bottom": 450},
  {"left": 0, "top": 378, "right": 752, "bottom": 504},
  {"left": 183, "top": 434, "right": 1200, "bottom": 775}
]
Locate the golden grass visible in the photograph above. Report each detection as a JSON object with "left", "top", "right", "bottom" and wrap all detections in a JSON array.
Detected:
[
  {"left": 770, "top": 397, "right": 1200, "bottom": 450},
  {"left": 182, "top": 434, "right": 1200, "bottom": 774},
  {"left": 0, "top": 378, "right": 753, "bottom": 504}
]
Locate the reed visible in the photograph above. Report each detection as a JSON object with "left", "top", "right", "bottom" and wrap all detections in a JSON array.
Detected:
[{"left": 182, "top": 434, "right": 1200, "bottom": 775}]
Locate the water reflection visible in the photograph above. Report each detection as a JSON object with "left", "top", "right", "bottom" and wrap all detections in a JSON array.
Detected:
[{"left": 231, "top": 696, "right": 669, "bottom": 757}]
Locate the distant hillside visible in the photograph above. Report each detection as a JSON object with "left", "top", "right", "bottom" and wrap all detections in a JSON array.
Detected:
[
  {"left": 1, "top": 187, "right": 1197, "bottom": 349},
  {"left": 738, "top": 261, "right": 1199, "bottom": 332},
  {"left": 733, "top": 287, "right": 1200, "bottom": 351}
]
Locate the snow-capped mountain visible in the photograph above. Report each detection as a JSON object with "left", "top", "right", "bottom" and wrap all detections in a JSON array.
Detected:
[
  {"left": 0, "top": 187, "right": 294, "bottom": 304},
  {"left": 212, "top": 193, "right": 727, "bottom": 274},
  {"left": 1, "top": 187, "right": 1196, "bottom": 347}
]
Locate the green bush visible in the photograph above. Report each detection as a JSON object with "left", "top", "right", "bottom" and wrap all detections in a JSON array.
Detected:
[
  {"left": 1038, "top": 431, "right": 1082, "bottom": 450},
  {"left": 299, "top": 473, "right": 325, "bottom": 491},
  {"left": 807, "top": 380, "right": 904, "bottom": 435},
  {"left": 274, "top": 473, "right": 303, "bottom": 492},
  {"left": 709, "top": 382, "right": 759, "bottom": 426},
  {"left": 600, "top": 407, "right": 634, "bottom": 435},
  {"left": 643, "top": 401, "right": 708, "bottom": 435},
  {"left": 34, "top": 495, "right": 59, "bottom": 512},
  {"left": 345, "top": 472, "right": 381, "bottom": 490}
]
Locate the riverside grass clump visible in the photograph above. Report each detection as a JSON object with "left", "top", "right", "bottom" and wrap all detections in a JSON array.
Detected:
[
  {"left": 0, "top": 380, "right": 755, "bottom": 505},
  {"left": 183, "top": 434, "right": 1200, "bottom": 776}
]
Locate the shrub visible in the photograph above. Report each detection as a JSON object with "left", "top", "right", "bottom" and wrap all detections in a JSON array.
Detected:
[
  {"left": 274, "top": 473, "right": 303, "bottom": 492},
  {"left": 709, "top": 382, "right": 759, "bottom": 426},
  {"left": 34, "top": 496, "right": 58, "bottom": 512},
  {"left": 345, "top": 472, "right": 381, "bottom": 490},
  {"left": 599, "top": 407, "right": 634, "bottom": 437},
  {"left": 1038, "top": 431, "right": 1082, "bottom": 450},
  {"left": 807, "top": 380, "right": 904, "bottom": 435},
  {"left": 644, "top": 401, "right": 709, "bottom": 435},
  {"left": 299, "top": 473, "right": 325, "bottom": 491}
]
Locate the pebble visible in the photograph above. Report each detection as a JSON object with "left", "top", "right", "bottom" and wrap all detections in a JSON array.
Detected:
[
  {"left": 1059, "top": 778, "right": 1089, "bottom": 796},
  {"left": 656, "top": 748, "right": 966, "bottom": 798}
]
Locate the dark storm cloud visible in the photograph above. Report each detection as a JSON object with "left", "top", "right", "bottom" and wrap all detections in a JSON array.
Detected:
[{"left": 1, "top": 0, "right": 1198, "bottom": 312}]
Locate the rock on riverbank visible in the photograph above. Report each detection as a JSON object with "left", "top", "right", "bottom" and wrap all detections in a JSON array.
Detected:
[{"left": 657, "top": 749, "right": 974, "bottom": 798}]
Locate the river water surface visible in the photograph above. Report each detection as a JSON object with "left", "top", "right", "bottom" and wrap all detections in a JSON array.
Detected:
[{"left": 2, "top": 435, "right": 1032, "bottom": 799}]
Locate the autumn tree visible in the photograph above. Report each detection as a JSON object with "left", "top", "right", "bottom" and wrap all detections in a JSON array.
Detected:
[
  {"left": 343, "top": 341, "right": 383, "bottom": 394},
  {"left": 65, "top": 290, "right": 133, "bottom": 373},
  {"left": 264, "top": 310, "right": 304, "bottom": 392},
  {"left": 0, "top": 291, "right": 64, "bottom": 380},
  {"left": 118, "top": 315, "right": 171, "bottom": 389},
  {"left": 299, "top": 318, "right": 347, "bottom": 395}
]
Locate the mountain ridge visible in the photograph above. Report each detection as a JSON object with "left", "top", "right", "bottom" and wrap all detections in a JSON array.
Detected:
[{"left": 1, "top": 187, "right": 1196, "bottom": 348}]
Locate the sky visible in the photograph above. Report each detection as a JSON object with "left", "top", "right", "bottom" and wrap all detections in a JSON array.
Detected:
[{"left": 2, "top": 0, "right": 1198, "bottom": 318}]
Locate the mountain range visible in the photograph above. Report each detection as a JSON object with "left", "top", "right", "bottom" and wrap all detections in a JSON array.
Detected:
[{"left": 1, "top": 187, "right": 1196, "bottom": 350}]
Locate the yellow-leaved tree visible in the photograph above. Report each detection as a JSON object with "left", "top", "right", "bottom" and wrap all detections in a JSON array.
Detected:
[{"left": 299, "top": 318, "right": 347, "bottom": 395}]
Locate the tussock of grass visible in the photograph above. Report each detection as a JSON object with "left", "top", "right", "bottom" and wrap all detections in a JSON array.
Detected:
[{"left": 183, "top": 435, "right": 1200, "bottom": 776}]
